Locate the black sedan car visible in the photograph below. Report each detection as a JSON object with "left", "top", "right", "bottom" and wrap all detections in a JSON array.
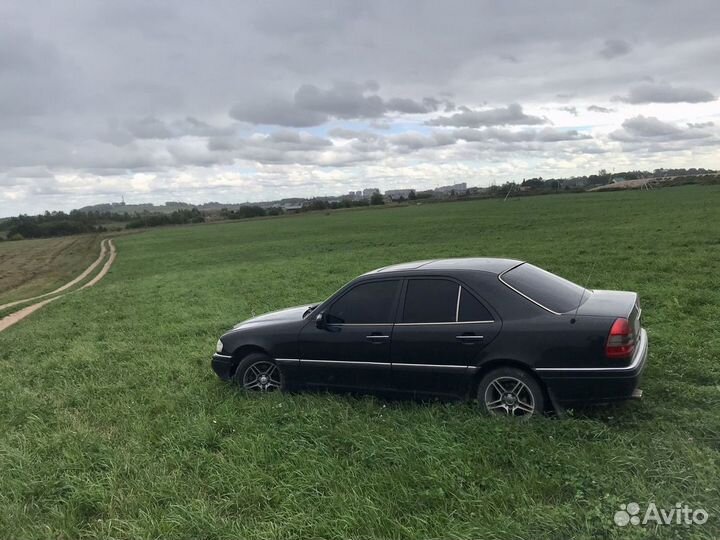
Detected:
[{"left": 212, "top": 258, "right": 647, "bottom": 416}]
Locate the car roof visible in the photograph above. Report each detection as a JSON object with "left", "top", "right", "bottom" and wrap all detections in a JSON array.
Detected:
[{"left": 367, "top": 257, "right": 523, "bottom": 276}]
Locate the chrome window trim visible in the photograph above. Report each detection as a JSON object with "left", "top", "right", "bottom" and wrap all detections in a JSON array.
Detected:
[
  {"left": 455, "top": 284, "right": 462, "bottom": 322},
  {"left": 497, "top": 266, "right": 563, "bottom": 316},
  {"left": 395, "top": 320, "right": 495, "bottom": 326},
  {"left": 536, "top": 329, "right": 647, "bottom": 373}
]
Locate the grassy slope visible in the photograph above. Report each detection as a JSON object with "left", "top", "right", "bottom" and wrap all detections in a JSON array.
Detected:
[
  {"left": 0, "top": 234, "right": 102, "bottom": 305},
  {"left": 1, "top": 185, "right": 719, "bottom": 539}
]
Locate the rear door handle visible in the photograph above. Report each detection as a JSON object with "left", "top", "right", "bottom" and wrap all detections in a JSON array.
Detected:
[
  {"left": 366, "top": 334, "right": 390, "bottom": 344},
  {"left": 456, "top": 335, "right": 484, "bottom": 344}
]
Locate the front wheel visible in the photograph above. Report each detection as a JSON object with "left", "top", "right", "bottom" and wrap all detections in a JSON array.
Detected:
[
  {"left": 477, "top": 367, "right": 544, "bottom": 417},
  {"left": 232, "top": 353, "right": 283, "bottom": 392}
]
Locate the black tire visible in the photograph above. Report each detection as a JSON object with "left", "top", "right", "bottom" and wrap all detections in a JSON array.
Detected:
[
  {"left": 477, "top": 367, "right": 544, "bottom": 417},
  {"left": 232, "top": 353, "right": 284, "bottom": 392}
]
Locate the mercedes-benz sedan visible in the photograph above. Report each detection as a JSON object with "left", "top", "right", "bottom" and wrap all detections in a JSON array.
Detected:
[{"left": 212, "top": 258, "right": 647, "bottom": 416}]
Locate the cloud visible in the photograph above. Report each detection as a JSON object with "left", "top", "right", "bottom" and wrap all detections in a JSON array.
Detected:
[
  {"left": 610, "top": 115, "right": 714, "bottom": 142},
  {"left": 328, "top": 128, "right": 380, "bottom": 141},
  {"left": 615, "top": 82, "right": 716, "bottom": 104},
  {"left": 125, "top": 116, "right": 174, "bottom": 139},
  {"left": 294, "top": 81, "right": 386, "bottom": 118},
  {"left": 454, "top": 127, "right": 591, "bottom": 143},
  {"left": 229, "top": 98, "right": 328, "bottom": 127},
  {"left": 427, "top": 104, "right": 547, "bottom": 127},
  {"left": 587, "top": 105, "right": 615, "bottom": 113},
  {"left": 687, "top": 121, "right": 714, "bottom": 128},
  {"left": 559, "top": 106, "right": 578, "bottom": 116},
  {"left": 230, "top": 81, "right": 441, "bottom": 127},
  {"left": 599, "top": 39, "right": 632, "bottom": 59}
]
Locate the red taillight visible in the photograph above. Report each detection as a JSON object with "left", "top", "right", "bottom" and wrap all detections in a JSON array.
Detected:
[{"left": 605, "top": 318, "right": 636, "bottom": 359}]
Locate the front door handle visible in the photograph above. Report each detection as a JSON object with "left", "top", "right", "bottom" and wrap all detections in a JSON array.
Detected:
[{"left": 366, "top": 334, "right": 390, "bottom": 344}]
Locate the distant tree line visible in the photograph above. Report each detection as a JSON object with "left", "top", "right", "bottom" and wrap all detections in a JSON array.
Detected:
[
  {"left": 220, "top": 206, "right": 283, "bottom": 220},
  {"left": 126, "top": 208, "right": 205, "bottom": 229},
  {"left": 0, "top": 208, "right": 207, "bottom": 239},
  {"left": 0, "top": 210, "right": 112, "bottom": 240}
]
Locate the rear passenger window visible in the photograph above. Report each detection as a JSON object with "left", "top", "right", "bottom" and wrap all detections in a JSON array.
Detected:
[
  {"left": 458, "top": 288, "right": 493, "bottom": 322},
  {"left": 403, "top": 279, "right": 458, "bottom": 323}
]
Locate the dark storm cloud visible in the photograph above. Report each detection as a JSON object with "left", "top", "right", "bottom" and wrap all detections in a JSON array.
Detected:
[
  {"left": 599, "top": 39, "right": 632, "bottom": 59},
  {"left": 615, "top": 83, "right": 716, "bottom": 104},
  {"left": 427, "top": 104, "right": 547, "bottom": 127}
]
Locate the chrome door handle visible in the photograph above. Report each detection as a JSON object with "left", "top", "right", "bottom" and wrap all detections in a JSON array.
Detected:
[
  {"left": 366, "top": 334, "right": 390, "bottom": 343},
  {"left": 456, "top": 335, "right": 484, "bottom": 342}
]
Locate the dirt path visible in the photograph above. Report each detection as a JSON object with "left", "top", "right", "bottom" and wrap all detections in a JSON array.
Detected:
[
  {"left": 0, "top": 239, "right": 117, "bottom": 334},
  {"left": 0, "top": 238, "right": 110, "bottom": 312}
]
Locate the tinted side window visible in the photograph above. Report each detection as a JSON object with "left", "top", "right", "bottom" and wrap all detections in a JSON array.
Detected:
[
  {"left": 458, "top": 288, "right": 493, "bottom": 321},
  {"left": 327, "top": 280, "right": 401, "bottom": 324},
  {"left": 501, "top": 263, "right": 586, "bottom": 313},
  {"left": 402, "top": 279, "right": 458, "bottom": 323}
]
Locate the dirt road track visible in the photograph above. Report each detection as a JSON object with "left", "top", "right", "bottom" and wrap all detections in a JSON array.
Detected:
[
  {"left": 0, "top": 239, "right": 116, "bottom": 334},
  {"left": 0, "top": 238, "right": 110, "bottom": 312}
]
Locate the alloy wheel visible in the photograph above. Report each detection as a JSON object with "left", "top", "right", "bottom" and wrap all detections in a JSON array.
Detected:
[
  {"left": 483, "top": 376, "right": 535, "bottom": 416},
  {"left": 242, "top": 361, "right": 281, "bottom": 392}
]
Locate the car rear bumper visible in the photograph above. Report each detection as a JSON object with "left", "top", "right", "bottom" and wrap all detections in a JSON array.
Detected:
[
  {"left": 212, "top": 353, "right": 235, "bottom": 380},
  {"left": 537, "top": 328, "right": 648, "bottom": 405}
]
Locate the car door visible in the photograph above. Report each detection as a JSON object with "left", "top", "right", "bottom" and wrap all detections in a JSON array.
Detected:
[
  {"left": 298, "top": 279, "right": 402, "bottom": 390},
  {"left": 391, "top": 277, "right": 500, "bottom": 397}
]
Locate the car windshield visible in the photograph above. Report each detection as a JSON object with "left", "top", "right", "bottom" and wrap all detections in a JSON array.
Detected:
[{"left": 501, "top": 263, "right": 588, "bottom": 313}]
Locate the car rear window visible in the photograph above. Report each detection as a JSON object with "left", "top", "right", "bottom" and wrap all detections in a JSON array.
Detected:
[{"left": 500, "top": 263, "right": 586, "bottom": 313}]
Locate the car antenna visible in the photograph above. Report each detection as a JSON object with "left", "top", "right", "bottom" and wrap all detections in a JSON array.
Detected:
[{"left": 570, "top": 261, "right": 595, "bottom": 324}]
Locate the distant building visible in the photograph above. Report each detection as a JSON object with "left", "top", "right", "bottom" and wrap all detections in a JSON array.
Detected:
[
  {"left": 434, "top": 182, "right": 467, "bottom": 196},
  {"left": 281, "top": 203, "right": 303, "bottom": 213},
  {"left": 362, "top": 188, "right": 380, "bottom": 199},
  {"left": 563, "top": 178, "right": 590, "bottom": 189},
  {"left": 385, "top": 189, "right": 414, "bottom": 201}
]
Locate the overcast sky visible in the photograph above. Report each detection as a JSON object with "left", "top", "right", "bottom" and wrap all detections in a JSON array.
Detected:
[{"left": 2, "top": 0, "right": 719, "bottom": 215}]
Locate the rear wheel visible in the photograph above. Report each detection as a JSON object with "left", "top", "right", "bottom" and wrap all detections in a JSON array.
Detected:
[
  {"left": 477, "top": 367, "right": 544, "bottom": 417},
  {"left": 232, "top": 353, "right": 283, "bottom": 392}
]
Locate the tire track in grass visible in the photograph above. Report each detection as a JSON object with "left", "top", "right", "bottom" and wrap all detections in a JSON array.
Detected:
[
  {"left": 0, "top": 239, "right": 117, "bottom": 334},
  {"left": 0, "top": 238, "right": 109, "bottom": 312}
]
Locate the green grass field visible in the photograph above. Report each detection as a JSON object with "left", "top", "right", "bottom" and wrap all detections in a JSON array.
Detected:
[{"left": 1, "top": 185, "right": 719, "bottom": 539}]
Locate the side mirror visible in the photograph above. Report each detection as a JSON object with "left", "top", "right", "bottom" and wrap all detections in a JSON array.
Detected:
[{"left": 315, "top": 311, "right": 326, "bottom": 328}]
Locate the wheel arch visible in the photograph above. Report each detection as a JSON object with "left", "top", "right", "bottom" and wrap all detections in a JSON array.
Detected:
[{"left": 229, "top": 344, "right": 271, "bottom": 375}]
